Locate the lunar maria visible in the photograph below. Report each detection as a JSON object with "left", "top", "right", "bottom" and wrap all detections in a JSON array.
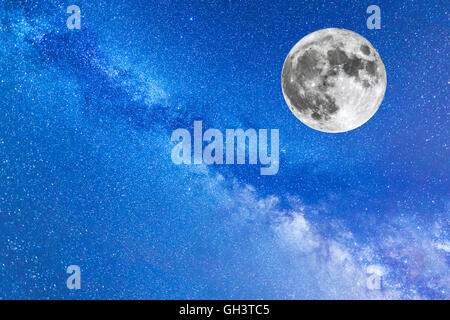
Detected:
[{"left": 171, "top": 121, "right": 279, "bottom": 175}]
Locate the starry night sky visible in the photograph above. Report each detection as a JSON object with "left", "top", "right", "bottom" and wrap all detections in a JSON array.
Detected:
[{"left": 0, "top": 0, "right": 449, "bottom": 299}]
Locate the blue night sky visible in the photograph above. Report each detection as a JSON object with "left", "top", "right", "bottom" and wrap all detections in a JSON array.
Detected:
[{"left": 0, "top": 0, "right": 449, "bottom": 299}]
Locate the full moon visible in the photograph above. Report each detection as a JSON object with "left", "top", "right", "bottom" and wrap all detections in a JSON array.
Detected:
[{"left": 281, "top": 28, "right": 387, "bottom": 133}]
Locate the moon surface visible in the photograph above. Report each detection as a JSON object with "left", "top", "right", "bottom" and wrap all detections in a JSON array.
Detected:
[{"left": 281, "top": 28, "right": 387, "bottom": 133}]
